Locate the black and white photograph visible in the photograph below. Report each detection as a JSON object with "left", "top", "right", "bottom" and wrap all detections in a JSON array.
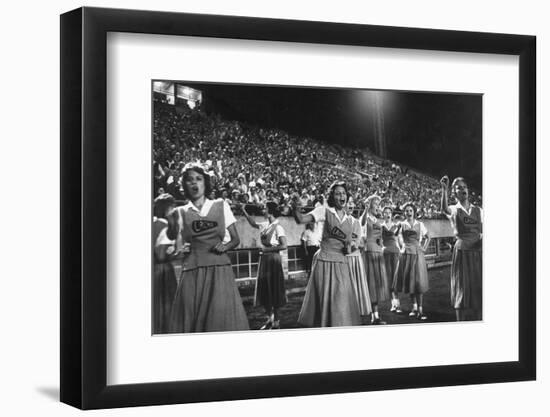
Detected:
[
  {"left": 1, "top": 0, "right": 544, "bottom": 414},
  {"left": 152, "top": 81, "right": 483, "bottom": 334}
]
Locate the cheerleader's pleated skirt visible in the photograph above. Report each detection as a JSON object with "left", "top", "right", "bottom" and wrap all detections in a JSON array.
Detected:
[
  {"left": 346, "top": 254, "right": 372, "bottom": 316},
  {"left": 298, "top": 259, "right": 361, "bottom": 327},
  {"left": 395, "top": 252, "right": 429, "bottom": 294},
  {"left": 384, "top": 252, "right": 400, "bottom": 291},
  {"left": 169, "top": 265, "right": 249, "bottom": 333},
  {"left": 450, "top": 248, "right": 482, "bottom": 310},
  {"left": 363, "top": 251, "right": 391, "bottom": 303}
]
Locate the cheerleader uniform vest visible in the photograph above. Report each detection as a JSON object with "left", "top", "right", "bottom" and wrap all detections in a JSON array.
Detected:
[
  {"left": 454, "top": 205, "right": 482, "bottom": 251},
  {"left": 401, "top": 222, "right": 422, "bottom": 254},
  {"left": 365, "top": 216, "right": 383, "bottom": 253},
  {"left": 180, "top": 199, "right": 231, "bottom": 271},
  {"left": 318, "top": 209, "right": 352, "bottom": 263},
  {"left": 382, "top": 225, "right": 401, "bottom": 254}
]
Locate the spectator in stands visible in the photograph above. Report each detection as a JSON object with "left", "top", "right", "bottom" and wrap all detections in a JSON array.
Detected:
[
  {"left": 220, "top": 189, "right": 232, "bottom": 205},
  {"left": 299, "top": 190, "right": 310, "bottom": 208},
  {"left": 256, "top": 183, "right": 266, "bottom": 204},
  {"left": 152, "top": 101, "right": 481, "bottom": 219},
  {"left": 248, "top": 182, "right": 262, "bottom": 205},
  {"left": 265, "top": 189, "right": 275, "bottom": 203}
]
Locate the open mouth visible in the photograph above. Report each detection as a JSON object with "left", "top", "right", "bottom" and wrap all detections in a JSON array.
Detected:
[{"left": 191, "top": 185, "right": 199, "bottom": 193}]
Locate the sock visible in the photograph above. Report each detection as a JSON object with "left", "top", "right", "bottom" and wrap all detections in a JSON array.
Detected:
[{"left": 374, "top": 311, "right": 380, "bottom": 319}]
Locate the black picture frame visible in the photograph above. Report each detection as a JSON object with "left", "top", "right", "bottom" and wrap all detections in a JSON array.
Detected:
[{"left": 60, "top": 6, "right": 536, "bottom": 410}]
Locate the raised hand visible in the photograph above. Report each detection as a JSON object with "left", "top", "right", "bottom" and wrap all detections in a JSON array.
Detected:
[
  {"left": 440, "top": 175, "right": 450, "bottom": 189},
  {"left": 166, "top": 208, "right": 180, "bottom": 241}
]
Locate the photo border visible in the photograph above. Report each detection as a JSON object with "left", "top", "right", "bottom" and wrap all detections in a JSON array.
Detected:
[{"left": 60, "top": 6, "right": 536, "bottom": 409}]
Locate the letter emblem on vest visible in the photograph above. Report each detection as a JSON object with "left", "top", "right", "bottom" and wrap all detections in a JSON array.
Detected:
[
  {"left": 402, "top": 229, "right": 416, "bottom": 239},
  {"left": 330, "top": 226, "right": 346, "bottom": 240},
  {"left": 463, "top": 216, "right": 478, "bottom": 225},
  {"left": 192, "top": 220, "right": 218, "bottom": 233}
]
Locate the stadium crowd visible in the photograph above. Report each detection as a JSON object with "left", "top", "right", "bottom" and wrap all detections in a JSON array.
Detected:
[{"left": 153, "top": 102, "right": 481, "bottom": 219}]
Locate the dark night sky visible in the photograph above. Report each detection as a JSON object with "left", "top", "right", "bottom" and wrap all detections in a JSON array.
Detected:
[{"left": 177, "top": 82, "right": 482, "bottom": 191}]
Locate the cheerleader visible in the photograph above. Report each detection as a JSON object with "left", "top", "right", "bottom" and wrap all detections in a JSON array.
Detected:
[
  {"left": 347, "top": 214, "right": 372, "bottom": 320},
  {"left": 440, "top": 176, "right": 483, "bottom": 321},
  {"left": 395, "top": 203, "right": 430, "bottom": 320},
  {"left": 291, "top": 181, "right": 361, "bottom": 327},
  {"left": 381, "top": 206, "right": 403, "bottom": 314},
  {"left": 361, "top": 195, "right": 390, "bottom": 324},
  {"left": 153, "top": 193, "right": 178, "bottom": 334},
  {"left": 241, "top": 202, "right": 288, "bottom": 330},
  {"left": 167, "top": 163, "right": 249, "bottom": 333}
]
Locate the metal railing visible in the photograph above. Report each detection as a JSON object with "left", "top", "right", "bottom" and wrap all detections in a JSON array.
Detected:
[{"left": 226, "top": 237, "right": 454, "bottom": 283}]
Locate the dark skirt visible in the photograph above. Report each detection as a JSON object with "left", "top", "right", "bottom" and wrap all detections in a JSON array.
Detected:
[
  {"left": 363, "top": 251, "right": 391, "bottom": 303},
  {"left": 169, "top": 265, "right": 249, "bottom": 333},
  {"left": 395, "top": 252, "right": 429, "bottom": 294},
  {"left": 450, "top": 248, "right": 482, "bottom": 310},
  {"left": 255, "top": 252, "right": 287, "bottom": 309},
  {"left": 384, "top": 252, "right": 400, "bottom": 291},
  {"left": 298, "top": 259, "right": 361, "bottom": 327},
  {"left": 153, "top": 262, "right": 177, "bottom": 334},
  {"left": 305, "top": 245, "right": 319, "bottom": 273}
]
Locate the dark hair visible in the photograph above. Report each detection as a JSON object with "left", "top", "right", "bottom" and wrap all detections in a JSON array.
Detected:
[
  {"left": 327, "top": 181, "right": 350, "bottom": 208},
  {"left": 153, "top": 193, "right": 176, "bottom": 219},
  {"left": 402, "top": 202, "right": 417, "bottom": 216},
  {"left": 382, "top": 205, "right": 393, "bottom": 214},
  {"left": 181, "top": 163, "right": 212, "bottom": 198},
  {"left": 265, "top": 201, "right": 281, "bottom": 218}
]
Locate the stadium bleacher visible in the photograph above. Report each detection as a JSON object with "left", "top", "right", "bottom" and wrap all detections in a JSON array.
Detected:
[{"left": 153, "top": 101, "right": 481, "bottom": 219}]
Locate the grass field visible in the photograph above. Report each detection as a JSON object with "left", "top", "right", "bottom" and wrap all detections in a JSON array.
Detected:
[{"left": 240, "top": 266, "right": 470, "bottom": 330}]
